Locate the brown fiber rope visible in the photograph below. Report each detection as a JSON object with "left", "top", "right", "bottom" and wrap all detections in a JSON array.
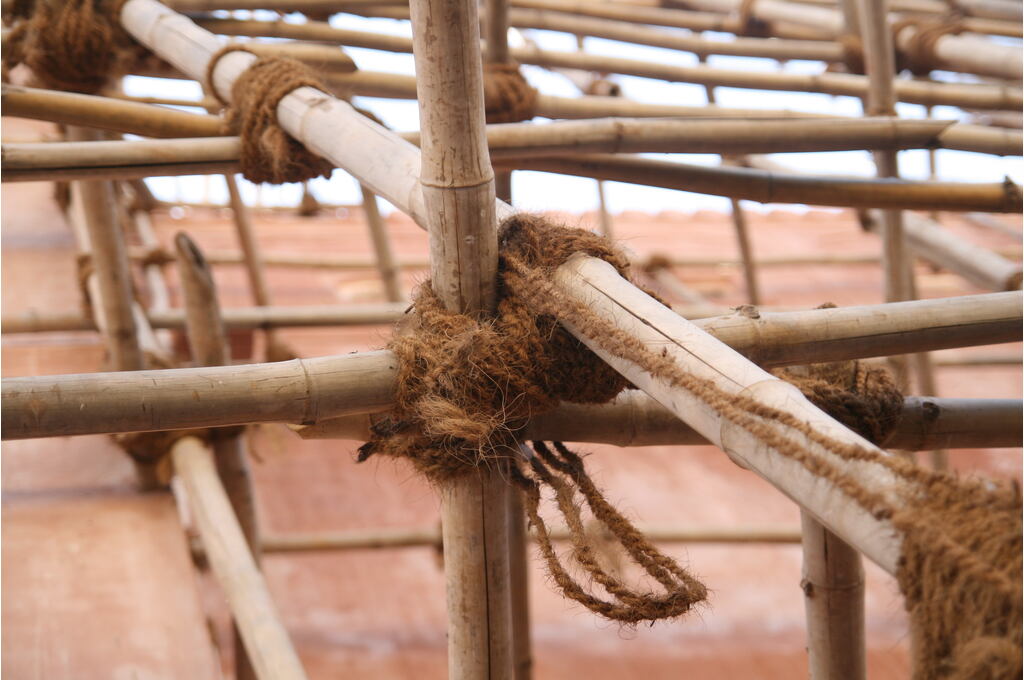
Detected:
[
  {"left": 483, "top": 63, "right": 538, "bottom": 124},
  {"left": 891, "top": 18, "right": 966, "bottom": 75},
  {"left": 2, "top": 0, "right": 144, "bottom": 93},
  {"left": 205, "top": 46, "right": 334, "bottom": 185},
  {"left": 498, "top": 229, "right": 1020, "bottom": 677}
]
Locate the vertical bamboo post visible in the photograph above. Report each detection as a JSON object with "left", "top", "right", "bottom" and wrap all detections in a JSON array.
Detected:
[
  {"left": 800, "top": 512, "right": 866, "bottom": 680},
  {"left": 486, "top": 0, "right": 514, "bottom": 203},
  {"left": 410, "top": 0, "right": 513, "bottom": 678},
  {"left": 359, "top": 185, "right": 404, "bottom": 302},
  {"left": 175, "top": 232, "right": 262, "bottom": 680}
]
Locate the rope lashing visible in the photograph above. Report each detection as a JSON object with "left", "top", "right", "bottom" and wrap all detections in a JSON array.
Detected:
[
  {"left": 501, "top": 230, "right": 1019, "bottom": 676},
  {"left": 733, "top": 0, "right": 772, "bottom": 38},
  {"left": 483, "top": 62, "right": 538, "bottom": 124},
  {"left": 205, "top": 45, "right": 334, "bottom": 185},
  {"left": 891, "top": 18, "right": 966, "bottom": 76},
  {"left": 2, "top": 0, "right": 145, "bottom": 93}
]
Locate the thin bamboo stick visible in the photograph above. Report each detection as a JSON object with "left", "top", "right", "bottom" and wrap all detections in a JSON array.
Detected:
[
  {"left": 175, "top": 232, "right": 261, "bottom": 680},
  {"left": 171, "top": 436, "right": 306, "bottom": 680},
  {"left": 5, "top": 291, "right": 1020, "bottom": 439},
  {"left": 251, "top": 524, "right": 806, "bottom": 554},
  {"left": 360, "top": 186, "right": 404, "bottom": 302},
  {"left": 294, "top": 392, "right": 1024, "bottom": 450},
  {"left": 409, "top": 0, "right": 512, "bottom": 675},
  {"left": 496, "top": 154, "right": 1023, "bottom": 213},
  {"left": 800, "top": 512, "right": 865, "bottom": 680},
  {"left": 194, "top": 17, "right": 1022, "bottom": 109},
  {"left": 1, "top": 303, "right": 407, "bottom": 333}
]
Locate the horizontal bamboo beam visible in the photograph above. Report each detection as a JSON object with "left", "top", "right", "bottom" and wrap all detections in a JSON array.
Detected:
[
  {"left": 295, "top": 392, "right": 1024, "bottom": 451},
  {"left": 255, "top": 524, "right": 805, "bottom": 553},
  {"left": 195, "top": 17, "right": 1023, "bottom": 110},
  {"left": 497, "top": 154, "right": 1023, "bottom": 212},
  {"left": 1, "top": 85, "right": 223, "bottom": 138},
  {"left": 4, "top": 291, "right": 1019, "bottom": 438},
  {"left": 8, "top": 138, "right": 1020, "bottom": 210},
  {"left": 171, "top": 436, "right": 307, "bottom": 680}
]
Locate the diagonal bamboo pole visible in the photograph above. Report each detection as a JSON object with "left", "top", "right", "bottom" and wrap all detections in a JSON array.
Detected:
[
  {"left": 360, "top": 185, "right": 404, "bottom": 302},
  {"left": 171, "top": 436, "right": 306, "bottom": 680},
  {"left": 175, "top": 232, "right": 262, "bottom": 680}
]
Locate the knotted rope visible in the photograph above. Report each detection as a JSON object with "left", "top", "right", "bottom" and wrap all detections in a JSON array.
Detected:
[
  {"left": 2, "top": 0, "right": 143, "bottom": 93},
  {"left": 205, "top": 46, "right": 334, "bottom": 185},
  {"left": 732, "top": 0, "right": 772, "bottom": 38},
  {"left": 891, "top": 17, "right": 966, "bottom": 75},
  {"left": 483, "top": 63, "right": 538, "bottom": 124}
]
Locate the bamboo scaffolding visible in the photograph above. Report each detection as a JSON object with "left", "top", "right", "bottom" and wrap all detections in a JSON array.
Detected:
[
  {"left": 5, "top": 291, "right": 1020, "bottom": 439},
  {"left": 497, "top": 154, "right": 1023, "bottom": 213},
  {"left": 407, "top": 0, "right": 513, "bottom": 676},
  {"left": 8, "top": 85, "right": 1018, "bottom": 156},
  {"left": 171, "top": 436, "right": 306, "bottom": 680},
  {"left": 194, "top": 17, "right": 1022, "bottom": 110},
  {"left": 295, "top": 392, "right": 1024, "bottom": 450},
  {"left": 174, "top": 232, "right": 261, "bottom": 680}
]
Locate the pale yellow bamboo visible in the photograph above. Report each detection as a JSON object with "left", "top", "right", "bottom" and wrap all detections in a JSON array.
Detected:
[
  {"left": 252, "top": 523, "right": 806, "bottom": 554},
  {"left": 2, "top": 84, "right": 223, "bottom": 138},
  {"left": 5, "top": 291, "right": 1020, "bottom": 439},
  {"left": 174, "top": 232, "right": 261, "bottom": 680},
  {"left": 171, "top": 436, "right": 306, "bottom": 680}
]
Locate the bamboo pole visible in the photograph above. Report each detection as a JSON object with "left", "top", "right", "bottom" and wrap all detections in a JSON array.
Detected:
[
  {"left": 5, "top": 291, "right": 1020, "bottom": 439},
  {"left": 961, "top": 212, "right": 1024, "bottom": 239},
  {"left": 549, "top": 255, "right": 910, "bottom": 573},
  {"left": 295, "top": 393, "right": 1024, "bottom": 450},
  {"left": 360, "top": 186, "right": 404, "bottom": 302},
  {"left": 1, "top": 303, "right": 407, "bottom": 333},
  {"left": 800, "top": 513, "right": 865, "bottom": 680},
  {"left": 171, "top": 436, "right": 306, "bottom": 680},
  {"left": 865, "top": 211, "right": 1023, "bottom": 290},
  {"left": 496, "top": 154, "right": 1023, "bottom": 213},
  {"left": 2, "top": 84, "right": 223, "bottom": 138},
  {"left": 129, "top": 200, "right": 175, "bottom": 350},
  {"left": 175, "top": 232, "right": 261, "bottom": 680},
  {"left": 193, "top": 17, "right": 1022, "bottom": 110},
  {"left": 251, "top": 524, "right": 807, "bottom": 554},
  {"left": 409, "top": 0, "right": 512, "bottom": 675}
]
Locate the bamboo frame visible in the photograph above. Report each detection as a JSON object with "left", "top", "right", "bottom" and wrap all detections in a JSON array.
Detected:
[
  {"left": 194, "top": 17, "right": 1022, "bottom": 109},
  {"left": 5, "top": 290, "right": 1019, "bottom": 439}
]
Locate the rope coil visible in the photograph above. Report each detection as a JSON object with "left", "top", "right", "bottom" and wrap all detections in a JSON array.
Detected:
[
  {"left": 205, "top": 45, "right": 334, "bottom": 185},
  {"left": 483, "top": 63, "right": 538, "bottom": 124}
]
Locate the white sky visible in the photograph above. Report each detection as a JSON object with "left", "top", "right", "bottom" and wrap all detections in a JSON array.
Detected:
[{"left": 125, "top": 10, "right": 1023, "bottom": 215}]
